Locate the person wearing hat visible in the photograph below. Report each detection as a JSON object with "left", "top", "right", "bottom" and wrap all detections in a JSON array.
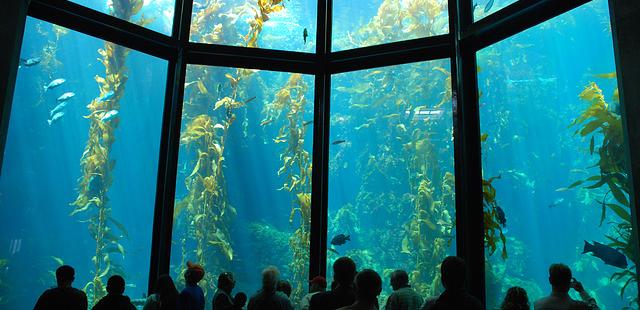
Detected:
[
  {"left": 180, "top": 261, "right": 206, "bottom": 310},
  {"left": 299, "top": 276, "right": 327, "bottom": 310}
]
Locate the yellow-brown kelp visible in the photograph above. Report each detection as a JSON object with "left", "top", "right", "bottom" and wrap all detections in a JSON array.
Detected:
[
  {"left": 334, "top": 0, "right": 447, "bottom": 49},
  {"left": 261, "top": 74, "right": 312, "bottom": 301},
  {"left": 568, "top": 81, "right": 636, "bottom": 304},
  {"left": 483, "top": 174, "right": 507, "bottom": 259},
  {"left": 70, "top": 0, "right": 146, "bottom": 305}
]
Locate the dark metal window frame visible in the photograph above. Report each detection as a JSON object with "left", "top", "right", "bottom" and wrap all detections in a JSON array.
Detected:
[{"left": 0, "top": 0, "right": 635, "bottom": 306}]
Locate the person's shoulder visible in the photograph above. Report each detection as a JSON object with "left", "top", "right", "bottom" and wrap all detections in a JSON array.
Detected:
[{"left": 533, "top": 296, "right": 550, "bottom": 309}]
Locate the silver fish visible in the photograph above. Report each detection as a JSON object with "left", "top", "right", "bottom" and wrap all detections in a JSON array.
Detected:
[
  {"left": 50, "top": 101, "right": 67, "bottom": 117},
  {"left": 48, "top": 111, "right": 65, "bottom": 126},
  {"left": 19, "top": 57, "right": 41, "bottom": 68},
  {"left": 44, "top": 78, "right": 66, "bottom": 91},
  {"left": 57, "top": 92, "right": 76, "bottom": 102},
  {"left": 101, "top": 110, "right": 119, "bottom": 121}
]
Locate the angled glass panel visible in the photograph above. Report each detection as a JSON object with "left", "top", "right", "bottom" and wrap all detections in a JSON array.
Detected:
[
  {"left": 332, "top": 0, "right": 448, "bottom": 51},
  {"left": 328, "top": 60, "right": 456, "bottom": 301},
  {"left": 0, "top": 17, "right": 167, "bottom": 308},
  {"left": 170, "top": 65, "right": 314, "bottom": 307},
  {"left": 71, "top": 0, "right": 174, "bottom": 35},
  {"left": 189, "top": 0, "right": 317, "bottom": 52},
  {"left": 479, "top": 1, "right": 638, "bottom": 308},
  {"left": 474, "top": 0, "right": 518, "bottom": 21}
]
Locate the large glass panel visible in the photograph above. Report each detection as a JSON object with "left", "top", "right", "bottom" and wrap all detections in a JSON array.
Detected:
[
  {"left": 189, "top": 0, "right": 317, "bottom": 52},
  {"left": 332, "top": 0, "right": 448, "bottom": 51},
  {"left": 170, "top": 65, "right": 314, "bottom": 307},
  {"left": 474, "top": 0, "right": 518, "bottom": 21},
  {"left": 0, "top": 17, "right": 167, "bottom": 308},
  {"left": 479, "top": 0, "right": 638, "bottom": 308},
  {"left": 71, "top": 0, "right": 174, "bottom": 35},
  {"left": 328, "top": 61, "right": 456, "bottom": 302}
]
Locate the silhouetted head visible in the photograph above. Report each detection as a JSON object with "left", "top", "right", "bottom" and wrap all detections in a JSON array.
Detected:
[
  {"left": 106, "top": 275, "right": 125, "bottom": 295},
  {"left": 441, "top": 256, "right": 466, "bottom": 290},
  {"left": 309, "top": 276, "right": 327, "bottom": 293},
  {"left": 548, "top": 264, "right": 572, "bottom": 293},
  {"left": 262, "top": 266, "right": 280, "bottom": 292},
  {"left": 354, "top": 269, "right": 382, "bottom": 303},
  {"left": 277, "top": 280, "right": 292, "bottom": 297},
  {"left": 500, "top": 286, "right": 529, "bottom": 310},
  {"left": 56, "top": 265, "right": 75, "bottom": 287},
  {"left": 333, "top": 257, "right": 357, "bottom": 286},
  {"left": 155, "top": 274, "right": 178, "bottom": 297},
  {"left": 217, "top": 272, "right": 235, "bottom": 293},
  {"left": 155, "top": 275, "right": 178, "bottom": 310},
  {"left": 390, "top": 270, "right": 409, "bottom": 291},
  {"left": 234, "top": 292, "right": 248, "bottom": 307},
  {"left": 185, "top": 261, "right": 205, "bottom": 285}
]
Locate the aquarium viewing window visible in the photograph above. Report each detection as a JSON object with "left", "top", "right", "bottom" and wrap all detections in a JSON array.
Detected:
[{"left": 1, "top": 0, "right": 640, "bottom": 309}]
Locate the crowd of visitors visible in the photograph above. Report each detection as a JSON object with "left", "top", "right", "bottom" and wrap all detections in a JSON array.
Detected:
[{"left": 33, "top": 257, "right": 599, "bottom": 310}]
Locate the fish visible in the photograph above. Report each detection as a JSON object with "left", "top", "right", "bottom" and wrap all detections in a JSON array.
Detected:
[
  {"left": 48, "top": 111, "right": 64, "bottom": 126},
  {"left": 184, "top": 81, "right": 198, "bottom": 88},
  {"left": 57, "top": 92, "right": 76, "bottom": 102},
  {"left": 496, "top": 206, "right": 506, "bottom": 227},
  {"left": 330, "top": 234, "right": 350, "bottom": 246},
  {"left": 583, "top": 240, "right": 628, "bottom": 269},
  {"left": 49, "top": 101, "right": 67, "bottom": 117},
  {"left": 44, "top": 78, "right": 66, "bottom": 91},
  {"left": 593, "top": 72, "right": 617, "bottom": 79},
  {"left": 96, "top": 91, "right": 115, "bottom": 103},
  {"left": 303, "top": 28, "right": 308, "bottom": 44},
  {"left": 328, "top": 247, "right": 339, "bottom": 255},
  {"left": 244, "top": 96, "right": 257, "bottom": 104},
  {"left": 484, "top": 0, "right": 494, "bottom": 12},
  {"left": 260, "top": 119, "right": 274, "bottom": 126},
  {"left": 303, "top": 120, "right": 313, "bottom": 126},
  {"left": 331, "top": 140, "right": 346, "bottom": 145},
  {"left": 19, "top": 57, "right": 41, "bottom": 68},
  {"left": 101, "top": 110, "right": 119, "bottom": 122},
  {"left": 548, "top": 198, "right": 565, "bottom": 208}
]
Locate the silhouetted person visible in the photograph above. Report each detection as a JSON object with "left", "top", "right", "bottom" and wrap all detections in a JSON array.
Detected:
[
  {"left": 337, "top": 269, "right": 382, "bottom": 310},
  {"left": 144, "top": 274, "right": 180, "bottom": 310},
  {"left": 534, "top": 264, "right": 599, "bottom": 310},
  {"left": 180, "top": 261, "right": 206, "bottom": 310},
  {"left": 213, "top": 272, "right": 246, "bottom": 310},
  {"left": 277, "top": 280, "right": 293, "bottom": 298},
  {"left": 34, "top": 265, "right": 88, "bottom": 310},
  {"left": 299, "top": 276, "right": 327, "bottom": 310},
  {"left": 420, "top": 256, "right": 482, "bottom": 310},
  {"left": 92, "top": 275, "right": 136, "bottom": 310},
  {"left": 309, "top": 257, "right": 357, "bottom": 310},
  {"left": 500, "top": 286, "right": 529, "bottom": 310},
  {"left": 248, "top": 266, "right": 293, "bottom": 310},
  {"left": 385, "top": 270, "right": 423, "bottom": 310}
]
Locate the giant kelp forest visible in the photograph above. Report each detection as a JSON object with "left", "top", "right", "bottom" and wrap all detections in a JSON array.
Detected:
[{"left": 69, "top": 0, "right": 151, "bottom": 305}]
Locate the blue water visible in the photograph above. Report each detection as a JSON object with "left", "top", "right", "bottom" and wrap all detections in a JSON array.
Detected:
[
  {"left": 480, "top": 1, "right": 636, "bottom": 309},
  {"left": 1, "top": 0, "right": 637, "bottom": 309},
  {"left": 0, "top": 17, "right": 166, "bottom": 308}
]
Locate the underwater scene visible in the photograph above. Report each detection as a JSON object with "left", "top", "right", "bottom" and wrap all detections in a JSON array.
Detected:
[
  {"left": 327, "top": 60, "right": 455, "bottom": 302},
  {"left": 2, "top": 0, "right": 639, "bottom": 309},
  {"left": 479, "top": 0, "right": 638, "bottom": 309},
  {"left": 0, "top": 13, "right": 166, "bottom": 308}
]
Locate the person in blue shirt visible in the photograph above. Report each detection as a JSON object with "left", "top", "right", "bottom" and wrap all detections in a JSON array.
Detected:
[{"left": 180, "top": 261, "right": 206, "bottom": 310}]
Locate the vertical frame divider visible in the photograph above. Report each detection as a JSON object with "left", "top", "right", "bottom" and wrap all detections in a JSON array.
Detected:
[
  {"left": 450, "top": 0, "right": 486, "bottom": 304},
  {"left": 0, "top": 0, "right": 30, "bottom": 175},
  {"left": 608, "top": 0, "right": 640, "bottom": 301},
  {"left": 310, "top": 0, "right": 332, "bottom": 281},
  {"left": 148, "top": 0, "right": 192, "bottom": 294}
]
